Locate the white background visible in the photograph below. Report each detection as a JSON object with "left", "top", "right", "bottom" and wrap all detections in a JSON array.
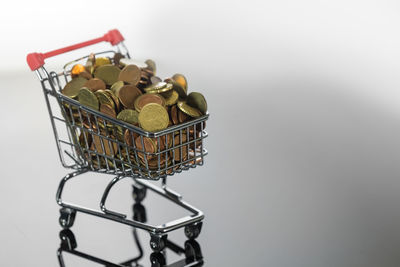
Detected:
[{"left": 1, "top": 1, "right": 400, "bottom": 266}]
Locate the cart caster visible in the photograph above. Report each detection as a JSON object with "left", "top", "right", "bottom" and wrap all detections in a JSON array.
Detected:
[
  {"left": 150, "top": 252, "right": 166, "bottom": 267},
  {"left": 133, "top": 202, "right": 147, "bottom": 223},
  {"left": 59, "top": 208, "right": 76, "bottom": 229},
  {"left": 185, "top": 240, "right": 202, "bottom": 262},
  {"left": 184, "top": 221, "right": 202, "bottom": 240},
  {"left": 132, "top": 184, "right": 147, "bottom": 202},
  {"left": 59, "top": 229, "right": 77, "bottom": 250},
  {"left": 150, "top": 234, "right": 167, "bottom": 252}
]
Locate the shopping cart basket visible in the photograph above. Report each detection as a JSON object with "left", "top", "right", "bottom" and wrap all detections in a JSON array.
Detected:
[{"left": 27, "top": 29, "right": 208, "bottom": 251}]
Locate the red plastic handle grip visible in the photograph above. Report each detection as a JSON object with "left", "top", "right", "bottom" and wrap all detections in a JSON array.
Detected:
[{"left": 26, "top": 29, "right": 124, "bottom": 71}]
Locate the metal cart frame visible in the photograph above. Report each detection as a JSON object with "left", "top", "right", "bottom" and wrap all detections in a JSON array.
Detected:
[{"left": 27, "top": 29, "right": 208, "bottom": 251}]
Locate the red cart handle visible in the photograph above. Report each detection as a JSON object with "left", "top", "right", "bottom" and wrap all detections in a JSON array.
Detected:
[{"left": 26, "top": 29, "right": 124, "bottom": 71}]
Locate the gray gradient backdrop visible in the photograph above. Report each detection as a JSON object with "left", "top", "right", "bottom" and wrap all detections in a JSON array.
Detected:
[{"left": 1, "top": 0, "right": 400, "bottom": 266}]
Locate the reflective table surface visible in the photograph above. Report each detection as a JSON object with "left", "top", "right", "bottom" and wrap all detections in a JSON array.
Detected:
[{"left": 3, "top": 70, "right": 400, "bottom": 267}]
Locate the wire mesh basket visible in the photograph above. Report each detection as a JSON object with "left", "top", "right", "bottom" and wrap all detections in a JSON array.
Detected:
[{"left": 30, "top": 33, "right": 208, "bottom": 181}]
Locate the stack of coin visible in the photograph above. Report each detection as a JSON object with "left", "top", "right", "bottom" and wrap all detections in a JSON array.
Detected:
[{"left": 61, "top": 52, "right": 208, "bottom": 176}]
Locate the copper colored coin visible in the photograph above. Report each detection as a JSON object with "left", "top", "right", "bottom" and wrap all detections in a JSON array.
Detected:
[
  {"left": 84, "top": 78, "right": 106, "bottom": 92},
  {"left": 134, "top": 94, "right": 165, "bottom": 113},
  {"left": 135, "top": 136, "right": 157, "bottom": 161},
  {"left": 118, "top": 64, "right": 141, "bottom": 86},
  {"left": 79, "top": 71, "right": 93, "bottom": 80},
  {"left": 124, "top": 129, "right": 139, "bottom": 147},
  {"left": 100, "top": 103, "right": 116, "bottom": 118},
  {"left": 91, "top": 134, "right": 118, "bottom": 156},
  {"left": 171, "top": 134, "right": 188, "bottom": 162},
  {"left": 118, "top": 85, "right": 142, "bottom": 109},
  {"left": 170, "top": 105, "right": 179, "bottom": 125},
  {"left": 104, "top": 90, "right": 121, "bottom": 113},
  {"left": 113, "top": 52, "right": 125, "bottom": 66},
  {"left": 178, "top": 109, "right": 189, "bottom": 123}
]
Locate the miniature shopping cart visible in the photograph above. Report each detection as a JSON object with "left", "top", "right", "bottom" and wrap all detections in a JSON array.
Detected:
[{"left": 27, "top": 29, "right": 208, "bottom": 252}]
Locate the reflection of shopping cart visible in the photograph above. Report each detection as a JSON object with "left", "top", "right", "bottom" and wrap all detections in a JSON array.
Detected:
[{"left": 27, "top": 29, "right": 208, "bottom": 251}]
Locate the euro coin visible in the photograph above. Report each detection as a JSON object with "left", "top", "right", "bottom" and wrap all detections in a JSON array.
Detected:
[
  {"left": 117, "top": 109, "right": 139, "bottom": 126},
  {"left": 71, "top": 64, "right": 85, "bottom": 77},
  {"left": 134, "top": 94, "right": 166, "bottom": 113},
  {"left": 77, "top": 87, "right": 99, "bottom": 111},
  {"left": 138, "top": 103, "right": 169, "bottom": 132},
  {"left": 172, "top": 73, "right": 188, "bottom": 92},
  {"left": 171, "top": 134, "right": 188, "bottom": 162},
  {"left": 95, "top": 90, "right": 115, "bottom": 109},
  {"left": 164, "top": 90, "right": 179, "bottom": 106},
  {"left": 100, "top": 103, "right": 117, "bottom": 118},
  {"left": 111, "top": 81, "right": 124, "bottom": 95},
  {"left": 144, "top": 82, "right": 173, "bottom": 94},
  {"left": 177, "top": 101, "right": 202, "bottom": 118},
  {"left": 95, "top": 57, "right": 111, "bottom": 67},
  {"left": 113, "top": 52, "right": 125, "bottom": 66},
  {"left": 91, "top": 134, "right": 118, "bottom": 156},
  {"left": 62, "top": 76, "right": 87, "bottom": 98},
  {"left": 170, "top": 105, "right": 179, "bottom": 125},
  {"left": 94, "top": 64, "right": 121, "bottom": 86},
  {"left": 119, "top": 64, "right": 141, "bottom": 86},
  {"left": 165, "top": 78, "right": 187, "bottom": 98},
  {"left": 84, "top": 78, "right": 106, "bottom": 92},
  {"left": 186, "top": 92, "right": 207, "bottom": 114},
  {"left": 118, "top": 85, "right": 142, "bottom": 109},
  {"left": 145, "top": 59, "right": 156, "bottom": 73}
]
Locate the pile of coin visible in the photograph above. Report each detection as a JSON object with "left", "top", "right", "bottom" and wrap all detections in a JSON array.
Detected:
[{"left": 61, "top": 52, "right": 207, "bottom": 175}]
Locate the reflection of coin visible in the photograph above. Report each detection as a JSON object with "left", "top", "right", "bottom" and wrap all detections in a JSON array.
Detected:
[
  {"left": 187, "top": 92, "right": 207, "bottom": 114},
  {"left": 62, "top": 76, "right": 87, "bottom": 98},
  {"left": 78, "top": 87, "right": 99, "bottom": 110},
  {"left": 84, "top": 78, "right": 106, "bottom": 92},
  {"left": 138, "top": 103, "right": 169, "bottom": 132},
  {"left": 94, "top": 64, "right": 121, "bottom": 86},
  {"left": 177, "top": 101, "right": 202, "bottom": 118},
  {"left": 117, "top": 109, "right": 139, "bottom": 126},
  {"left": 119, "top": 64, "right": 141, "bottom": 86},
  {"left": 118, "top": 85, "right": 142, "bottom": 109},
  {"left": 134, "top": 94, "right": 165, "bottom": 113}
]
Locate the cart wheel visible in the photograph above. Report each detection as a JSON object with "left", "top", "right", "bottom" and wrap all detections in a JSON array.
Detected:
[
  {"left": 150, "top": 234, "right": 167, "bottom": 252},
  {"left": 185, "top": 240, "right": 202, "bottom": 262},
  {"left": 59, "top": 229, "right": 77, "bottom": 250},
  {"left": 184, "top": 222, "right": 202, "bottom": 240},
  {"left": 59, "top": 208, "right": 76, "bottom": 229},
  {"left": 133, "top": 202, "right": 147, "bottom": 223},
  {"left": 150, "top": 252, "right": 166, "bottom": 267},
  {"left": 132, "top": 184, "right": 147, "bottom": 202}
]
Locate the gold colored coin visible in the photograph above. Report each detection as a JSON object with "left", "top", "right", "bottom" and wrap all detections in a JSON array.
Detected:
[
  {"left": 84, "top": 78, "right": 106, "bottom": 92},
  {"left": 171, "top": 134, "right": 189, "bottom": 162},
  {"left": 95, "top": 57, "right": 111, "bottom": 67},
  {"left": 178, "top": 109, "right": 189, "bottom": 123},
  {"left": 95, "top": 90, "right": 115, "bottom": 109},
  {"left": 172, "top": 73, "right": 188, "bottom": 92},
  {"left": 62, "top": 76, "right": 87, "bottom": 99},
  {"left": 91, "top": 134, "right": 118, "bottom": 156},
  {"left": 134, "top": 94, "right": 166, "bottom": 113},
  {"left": 119, "top": 64, "right": 142, "bottom": 86},
  {"left": 165, "top": 78, "right": 187, "bottom": 98},
  {"left": 118, "top": 85, "right": 142, "bottom": 109},
  {"left": 71, "top": 64, "right": 85, "bottom": 77},
  {"left": 78, "top": 87, "right": 99, "bottom": 110},
  {"left": 111, "top": 81, "right": 124, "bottom": 95},
  {"left": 94, "top": 64, "right": 121, "bottom": 86},
  {"left": 104, "top": 90, "right": 121, "bottom": 112},
  {"left": 138, "top": 103, "right": 169, "bottom": 132},
  {"left": 186, "top": 92, "right": 207, "bottom": 114},
  {"left": 100, "top": 103, "right": 116, "bottom": 118},
  {"left": 85, "top": 53, "right": 96, "bottom": 74},
  {"left": 117, "top": 109, "right": 139, "bottom": 126},
  {"left": 144, "top": 82, "right": 173, "bottom": 94},
  {"left": 177, "top": 101, "right": 202, "bottom": 118},
  {"left": 164, "top": 90, "right": 179, "bottom": 106}
]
